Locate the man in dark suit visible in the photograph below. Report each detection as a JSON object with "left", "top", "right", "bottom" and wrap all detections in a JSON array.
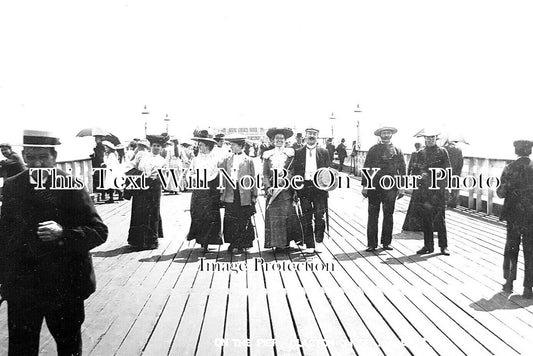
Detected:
[
  {"left": 415, "top": 130, "right": 451, "bottom": 256},
  {"left": 443, "top": 140, "right": 464, "bottom": 208},
  {"left": 293, "top": 128, "right": 331, "bottom": 253},
  {"left": 326, "top": 138, "right": 335, "bottom": 164},
  {"left": 291, "top": 133, "right": 304, "bottom": 151},
  {"left": 0, "top": 130, "right": 108, "bottom": 355},
  {"left": 336, "top": 138, "right": 348, "bottom": 172},
  {"left": 362, "top": 125, "right": 406, "bottom": 252},
  {"left": 497, "top": 140, "right": 533, "bottom": 298}
]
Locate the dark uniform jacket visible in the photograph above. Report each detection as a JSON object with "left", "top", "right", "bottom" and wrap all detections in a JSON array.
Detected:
[
  {"left": 362, "top": 143, "right": 406, "bottom": 190},
  {"left": 497, "top": 156, "right": 533, "bottom": 225},
  {"left": 0, "top": 169, "right": 108, "bottom": 301}
]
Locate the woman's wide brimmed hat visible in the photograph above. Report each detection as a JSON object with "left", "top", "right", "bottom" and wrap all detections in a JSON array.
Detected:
[
  {"left": 266, "top": 127, "right": 294, "bottom": 140},
  {"left": 214, "top": 133, "right": 225, "bottom": 142},
  {"left": 146, "top": 134, "right": 170, "bottom": 146},
  {"left": 101, "top": 140, "right": 116, "bottom": 150},
  {"left": 22, "top": 129, "right": 61, "bottom": 147},
  {"left": 225, "top": 133, "right": 247, "bottom": 144},
  {"left": 191, "top": 129, "right": 217, "bottom": 143},
  {"left": 374, "top": 125, "right": 398, "bottom": 136}
]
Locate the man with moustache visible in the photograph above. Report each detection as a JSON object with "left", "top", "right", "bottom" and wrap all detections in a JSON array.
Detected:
[
  {"left": 293, "top": 128, "right": 331, "bottom": 253},
  {"left": 361, "top": 125, "right": 406, "bottom": 252}
]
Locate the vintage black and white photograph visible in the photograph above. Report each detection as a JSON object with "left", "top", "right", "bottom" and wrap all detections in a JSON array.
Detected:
[{"left": 1, "top": 1, "right": 533, "bottom": 355}]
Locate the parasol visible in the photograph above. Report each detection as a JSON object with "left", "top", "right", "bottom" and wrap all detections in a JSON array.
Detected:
[{"left": 76, "top": 127, "right": 109, "bottom": 137}]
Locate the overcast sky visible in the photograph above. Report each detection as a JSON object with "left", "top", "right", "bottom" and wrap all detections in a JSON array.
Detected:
[{"left": 1, "top": 0, "right": 532, "bottom": 159}]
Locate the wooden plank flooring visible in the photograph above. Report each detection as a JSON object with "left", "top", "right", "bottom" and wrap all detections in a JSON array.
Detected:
[{"left": 1, "top": 169, "right": 533, "bottom": 355}]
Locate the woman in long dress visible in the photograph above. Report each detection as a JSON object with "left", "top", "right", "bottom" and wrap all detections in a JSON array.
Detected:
[
  {"left": 219, "top": 134, "right": 257, "bottom": 253},
  {"left": 127, "top": 135, "right": 168, "bottom": 250},
  {"left": 164, "top": 139, "right": 183, "bottom": 194},
  {"left": 263, "top": 127, "right": 303, "bottom": 250},
  {"left": 186, "top": 130, "right": 224, "bottom": 253}
]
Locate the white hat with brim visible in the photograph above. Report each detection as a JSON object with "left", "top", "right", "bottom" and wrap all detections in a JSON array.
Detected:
[
  {"left": 416, "top": 129, "right": 440, "bottom": 137},
  {"left": 374, "top": 126, "right": 398, "bottom": 136},
  {"left": 101, "top": 140, "right": 116, "bottom": 150},
  {"left": 225, "top": 133, "right": 247, "bottom": 143},
  {"left": 137, "top": 139, "right": 150, "bottom": 148},
  {"left": 315, "top": 168, "right": 339, "bottom": 191},
  {"left": 22, "top": 129, "right": 61, "bottom": 147}
]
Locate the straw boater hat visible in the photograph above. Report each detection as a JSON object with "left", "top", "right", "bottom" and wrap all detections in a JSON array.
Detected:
[
  {"left": 224, "top": 133, "right": 247, "bottom": 144},
  {"left": 101, "top": 140, "right": 116, "bottom": 150},
  {"left": 266, "top": 127, "right": 293, "bottom": 140},
  {"left": 191, "top": 129, "right": 217, "bottom": 144},
  {"left": 305, "top": 128, "right": 319, "bottom": 134},
  {"left": 315, "top": 167, "right": 339, "bottom": 192},
  {"left": 374, "top": 125, "right": 398, "bottom": 136},
  {"left": 22, "top": 130, "right": 61, "bottom": 147}
]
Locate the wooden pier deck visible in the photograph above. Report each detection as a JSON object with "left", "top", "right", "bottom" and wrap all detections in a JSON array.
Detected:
[{"left": 1, "top": 173, "right": 533, "bottom": 355}]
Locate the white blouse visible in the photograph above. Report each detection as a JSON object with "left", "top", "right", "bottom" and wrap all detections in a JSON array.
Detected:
[
  {"left": 190, "top": 150, "right": 220, "bottom": 182},
  {"left": 135, "top": 152, "right": 168, "bottom": 179}
]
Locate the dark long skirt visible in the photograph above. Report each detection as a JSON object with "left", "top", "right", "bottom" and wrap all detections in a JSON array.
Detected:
[
  {"left": 187, "top": 179, "right": 223, "bottom": 246},
  {"left": 403, "top": 187, "right": 446, "bottom": 232},
  {"left": 264, "top": 189, "right": 304, "bottom": 248},
  {"left": 402, "top": 190, "right": 424, "bottom": 231},
  {"left": 223, "top": 189, "right": 255, "bottom": 249},
  {"left": 128, "top": 178, "right": 163, "bottom": 248}
]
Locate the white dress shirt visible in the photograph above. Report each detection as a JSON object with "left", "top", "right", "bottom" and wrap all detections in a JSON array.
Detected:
[{"left": 304, "top": 144, "right": 318, "bottom": 180}]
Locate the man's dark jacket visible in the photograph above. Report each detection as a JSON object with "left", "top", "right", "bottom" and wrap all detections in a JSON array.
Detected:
[
  {"left": 497, "top": 156, "right": 533, "bottom": 225},
  {"left": 293, "top": 145, "right": 331, "bottom": 181},
  {"left": 0, "top": 169, "right": 108, "bottom": 301}
]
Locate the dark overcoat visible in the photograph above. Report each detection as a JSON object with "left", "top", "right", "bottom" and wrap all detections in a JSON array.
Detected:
[{"left": 0, "top": 170, "right": 108, "bottom": 301}]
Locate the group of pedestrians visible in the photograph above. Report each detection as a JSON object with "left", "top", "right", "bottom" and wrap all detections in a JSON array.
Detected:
[{"left": 183, "top": 127, "right": 330, "bottom": 254}]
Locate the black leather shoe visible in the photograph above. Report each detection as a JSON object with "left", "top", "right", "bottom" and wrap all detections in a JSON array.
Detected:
[
  {"left": 365, "top": 246, "right": 377, "bottom": 252},
  {"left": 523, "top": 287, "right": 533, "bottom": 299},
  {"left": 440, "top": 248, "right": 450, "bottom": 256},
  {"left": 382, "top": 245, "right": 393, "bottom": 251},
  {"left": 416, "top": 247, "right": 434, "bottom": 255},
  {"left": 502, "top": 280, "right": 513, "bottom": 293}
]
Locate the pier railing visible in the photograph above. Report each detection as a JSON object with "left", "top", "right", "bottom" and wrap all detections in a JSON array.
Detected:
[
  {"left": 344, "top": 151, "right": 511, "bottom": 217},
  {"left": 56, "top": 157, "right": 94, "bottom": 194}
]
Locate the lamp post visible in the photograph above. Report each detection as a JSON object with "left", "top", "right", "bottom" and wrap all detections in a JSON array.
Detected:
[
  {"left": 164, "top": 114, "right": 170, "bottom": 135},
  {"left": 142, "top": 105, "right": 150, "bottom": 137},
  {"left": 354, "top": 104, "right": 362, "bottom": 150},
  {"left": 329, "top": 112, "right": 336, "bottom": 138}
]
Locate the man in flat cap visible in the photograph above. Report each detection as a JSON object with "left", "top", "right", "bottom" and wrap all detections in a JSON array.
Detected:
[
  {"left": 0, "top": 130, "right": 108, "bottom": 355},
  {"left": 293, "top": 128, "right": 331, "bottom": 252},
  {"left": 362, "top": 125, "right": 406, "bottom": 251},
  {"left": 415, "top": 130, "right": 451, "bottom": 255},
  {"left": 497, "top": 140, "right": 533, "bottom": 298}
]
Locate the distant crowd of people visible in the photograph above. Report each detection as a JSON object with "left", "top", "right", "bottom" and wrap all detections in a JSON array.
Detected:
[{"left": 0, "top": 125, "right": 532, "bottom": 354}]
